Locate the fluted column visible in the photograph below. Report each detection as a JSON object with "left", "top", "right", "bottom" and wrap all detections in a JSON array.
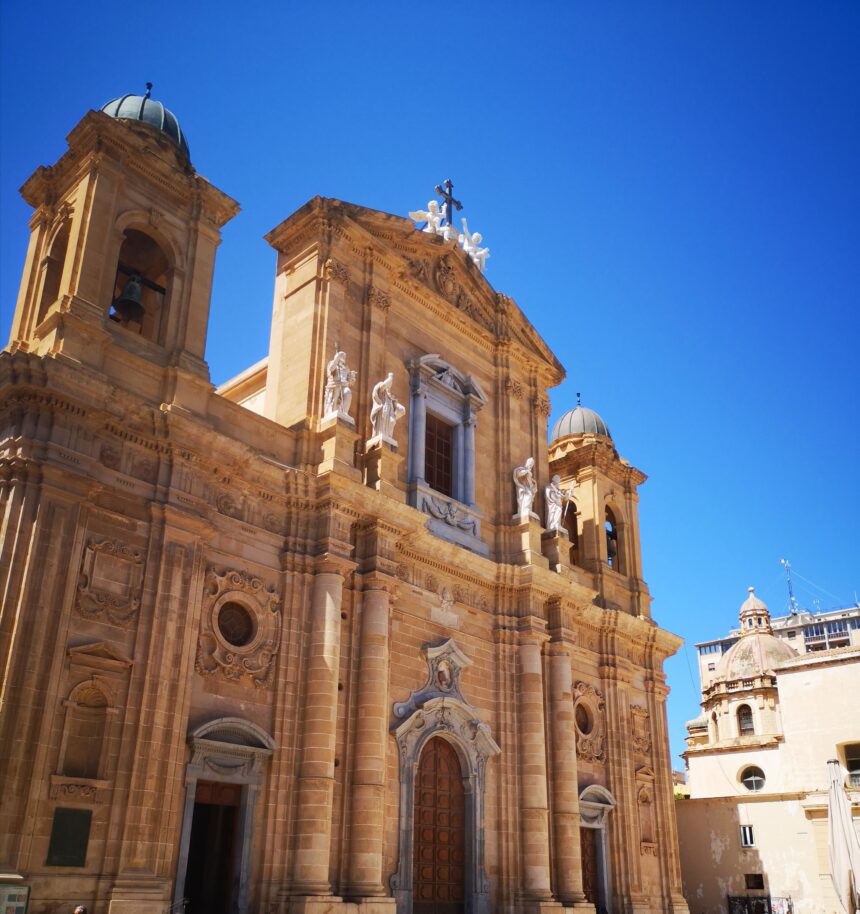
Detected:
[
  {"left": 346, "top": 576, "right": 394, "bottom": 896},
  {"left": 292, "top": 561, "right": 346, "bottom": 894},
  {"left": 518, "top": 628, "right": 553, "bottom": 902},
  {"left": 548, "top": 644, "right": 588, "bottom": 906}
]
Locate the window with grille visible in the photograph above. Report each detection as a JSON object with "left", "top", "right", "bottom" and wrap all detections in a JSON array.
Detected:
[
  {"left": 737, "top": 705, "right": 755, "bottom": 736},
  {"left": 740, "top": 825, "right": 755, "bottom": 847},
  {"left": 425, "top": 414, "right": 453, "bottom": 496}
]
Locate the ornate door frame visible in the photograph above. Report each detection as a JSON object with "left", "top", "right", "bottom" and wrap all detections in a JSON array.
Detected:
[
  {"left": 173, "top": 718, "right": 275, "bottom": 914},
  {"left": 390, "top": 640, "right": 500, "bottom": 914}
]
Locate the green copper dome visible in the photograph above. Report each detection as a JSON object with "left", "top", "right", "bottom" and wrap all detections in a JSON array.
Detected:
[
  {"left": 101, "top": 85, "right": 190, "bottom": 161},
  {"left": 550, "top": 405, "right": 612, "bottom": 443}
]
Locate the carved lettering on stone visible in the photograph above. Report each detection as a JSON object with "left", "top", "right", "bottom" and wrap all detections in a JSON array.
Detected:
[
  {"left": 196, "top": 566, "right": 281, "bottom": 688},
  {"left": 76, "top": 539, "right": 145, "bottom": 627}
]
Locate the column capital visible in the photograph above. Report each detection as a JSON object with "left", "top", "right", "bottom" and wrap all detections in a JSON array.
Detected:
[
  {"left": 312, "top": 551, "right": 356, "bottom": 578},
  {"left": 359, "top": 570, "right": 399, "bottom": 596},
  {"left": 517, "top": 614, "right": 550, "bottom": 645}
]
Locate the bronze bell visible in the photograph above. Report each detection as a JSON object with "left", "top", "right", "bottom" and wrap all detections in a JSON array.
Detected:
[{"left": 114, "top": 274, "right": 144, "bottom": 326}]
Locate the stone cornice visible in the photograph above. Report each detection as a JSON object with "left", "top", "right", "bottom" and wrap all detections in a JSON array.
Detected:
[{"left": 549, "top": 436, "right": 647, "bottom": 487}]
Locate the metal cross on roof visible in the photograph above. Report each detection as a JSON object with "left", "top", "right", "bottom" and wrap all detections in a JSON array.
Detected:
[{"left": 434, "top": 179, "right": 462, "bottom": 227}]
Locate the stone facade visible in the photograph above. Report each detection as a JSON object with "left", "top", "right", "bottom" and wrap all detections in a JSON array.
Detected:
[{"left": 0, "top": 99, "right": 689, "bottom": 914}]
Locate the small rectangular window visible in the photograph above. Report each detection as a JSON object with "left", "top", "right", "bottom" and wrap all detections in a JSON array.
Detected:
[
  {"left": 46, "top": 807, "right": 91, "bottom": 867},
  {"left": 740, "top": 825, "right": 755, "bottom": 847},
  {"left": 787, "top": 630, "right": 797, "bottom": 638},
  {"left": 425, "top": 414, "right": 453, "bottom": 497},
  {"left": 707, "top": 663, "right": 716, "bottom": 672},
  {"left": 745, "top": 874, "right": 764, "bottom": 890}
]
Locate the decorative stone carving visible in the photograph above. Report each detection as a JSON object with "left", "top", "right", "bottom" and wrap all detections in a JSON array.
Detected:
[
  {"left": 367, "top": 285, "right": 391, "bottom": 310},
  {"left": 421, "top": 492, "right": 478, "bottom": 535},
  {"left": 323, "top": 258, "right": 350, "bottom": 286},
  {"left": 631, "top": 704, "right": 652, "bottom": 755},
  {"left": 574, "top": 681, "right": 606, "bottom": 763},
  {"left": 435, "top": 254, "right": 457, "bottom": 299},
  {"left": 216, "top": 492, "right": 242, "bottom": 519},
  {"left": 534, "top": 395, "right": 551, "bottom": 417},
  {"left": 390, "top": 639, "right": 500, "bottom": 914},
  {"left": 369, "top": 372, "right": 406, "bottom": 444},
  {"left": 431, "top": 586, "right": 460, "bottom": 630},
  {"left": 76, "top": 539, "right": 145, "bottom": 627},
  {"left": 513, "top": 456, "right": 537, "bottom": 518},
  {"left": 196, "top": 567, "right": 281, "bottom": 688},
  {"left": 425, "top": 573, "right": 439, "bottom": 594},
  {"left": 504, "top": 376, "right": 523, "bottom": 399},
  {"left": 322, "top": 349, "right": 357, "bottom": 423},
  {"left": 99, "top": 443, "right": 121, "bottom": 469}
]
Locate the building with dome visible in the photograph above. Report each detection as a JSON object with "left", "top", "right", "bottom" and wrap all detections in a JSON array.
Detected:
[
  {"left": 1, "top": 90, "right": 690, "bottom": 914},
  {"left": 676, "top": 589, "right": 860, "bottom": 914}
]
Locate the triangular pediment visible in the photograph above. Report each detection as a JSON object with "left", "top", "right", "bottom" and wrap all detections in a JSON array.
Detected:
[
  {"left": 268, "top": 198, "right": 564, "bottom": 383},
  {"left": 68, "top": 641, "right": 134, "bottom": 672}
]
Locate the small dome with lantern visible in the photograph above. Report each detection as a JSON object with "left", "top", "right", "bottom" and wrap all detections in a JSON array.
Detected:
[
  {"left": 550, "top": 396, "right": 612, "bottom": 443},
  {"left": 101, "top": 84, "right": 190, "bottom": 161},
  {"left": 714, "top": 587, "right": 797, "bottom": 681}
]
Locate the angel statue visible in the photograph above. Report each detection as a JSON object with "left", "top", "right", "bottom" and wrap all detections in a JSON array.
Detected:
[
  {"left": 323, "top": 349, "right": 357, "bottom": 420},
  {"left": 458, "top": 218, "right": 490, "bottom": 272},
  {"left": 513, "top": 456, "right": 537, "bottom": 517},
  {"left": 439, "top": 204, "right": 460, "bottom": 242},
  {"left": 408, "top": 200, "right": 444, "bottom": 235},
  {"left": 545, "top": 474, "right": 574, "bottom": 533},
  {"left": 370, "top": 372, "right": 406, "bottom": 442}
]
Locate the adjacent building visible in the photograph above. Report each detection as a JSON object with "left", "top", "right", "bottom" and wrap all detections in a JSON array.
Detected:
[{"left": 677, "top": 589, "right": 860, "bottom": 914}]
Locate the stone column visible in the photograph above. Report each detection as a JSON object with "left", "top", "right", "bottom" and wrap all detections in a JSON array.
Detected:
[
  {"left": 463, "top": 417, "right": 476, "bottom": 506},
  {"left": 292, "top": 562, "right": 346, "bottom": 894},
  {"left": 518, "top": 628, "right": 554, "bottom": 903},
  {"left": 452, "top": 422, "right": 465, "bottom": 502},
  {"left": 547, "top": 644, "right": 588, "bottom": 906},
  {"left": 346, "top": 577, "right": 393, "bottom": 897},
  {"left": 409, "top": 380, "right": 426, "bottom": 483}
]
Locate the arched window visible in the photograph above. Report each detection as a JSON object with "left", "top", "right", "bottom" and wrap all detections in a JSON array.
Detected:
[
  {"left": 740, "top": 766, "right": 765, "bottom": 792},
  {"left": 109, "top": 229, "right": 170, "bottom": 342},
  {"left": 59, "top": 682, "right": 109, "bottom": 779},
  {"left": 605, "top": 506, "right": 625, "bottom": 574},
  {"left": 563, "top": 500, "right": 580, "bottom": 566},
  {"left": 709, "top": 711, "right": 719, "bottom": 742},
  {"left": 37, "top": 221, "right": 70, "bottom": 324},
  {"left": 737, "top": 704, "right": 755, "bottom": 736}
]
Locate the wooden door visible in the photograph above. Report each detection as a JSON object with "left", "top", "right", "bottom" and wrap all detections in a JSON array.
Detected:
[
  {"left": 413, "top": 738, "right": 466, "bottom": 914},
  {"left": 580, "top": 826, "right": 598, "bottom": 906}
]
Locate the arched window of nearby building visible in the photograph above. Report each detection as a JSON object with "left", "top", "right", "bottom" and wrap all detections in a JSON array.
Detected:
[
  {"left": 59, "top": 681, "right": 109, "bottom": 780},
  {"left": 740, "top": 766, "right": 765, "bottom": 792},
  {"left": 36, "top": 220, "right": 70, "bottom": 324},
  {"left": 709, "top": 711, "right": 718, "bottom": 742},
  {"left": 605, "top": 506, "right": 625, "bottom": 574},
  {"left": 109, "top": 228, "right": 170, "bottom": 342},
  {"left": 737, "top": 704, "right": 755, "bottom": 736}
]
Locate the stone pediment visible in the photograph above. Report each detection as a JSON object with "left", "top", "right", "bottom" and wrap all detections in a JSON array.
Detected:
[
  {"left": 68, "top": 641, "right": 134, "bottom": 672},
  {"left": 267, "top": 197, "right": 564, "bottom": 383}
]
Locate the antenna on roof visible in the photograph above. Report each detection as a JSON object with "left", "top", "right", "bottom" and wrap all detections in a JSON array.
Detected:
[{"left": 779, "top": 558, "right": 800, "bottom": 615}]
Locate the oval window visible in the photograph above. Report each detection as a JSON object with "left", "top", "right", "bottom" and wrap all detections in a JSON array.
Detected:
[
  {"left": 740, "top": 766, "right": 765, "bottom": 792},
  {"left": 217, "top": 601, "right": 255, "bottom": 647},
  {"left": 575, "top": 702, "right": 593, "bottom": 735}
]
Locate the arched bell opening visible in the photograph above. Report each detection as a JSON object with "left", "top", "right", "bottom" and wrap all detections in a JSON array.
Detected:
[
  {"left": 36, "top": 220, "right": 70, "bottom": 326},
  {"left": 604, "top": 505, "right": 627, "bottom": 576},
  {"left": 109, "top": 228, "right": 170, "bottom": 342},
  {"left": 563, "top": 496, "right": 580, "bottom": 567}
]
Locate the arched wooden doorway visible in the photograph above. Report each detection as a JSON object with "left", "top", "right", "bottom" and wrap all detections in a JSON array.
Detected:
[{"left": 413, "top": 737, "right": 466, "bottom": 914}]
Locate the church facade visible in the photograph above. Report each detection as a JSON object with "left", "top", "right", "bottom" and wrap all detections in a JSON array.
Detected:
[{"left": 0, "top": 92, "right": 689, "bottom": 914}]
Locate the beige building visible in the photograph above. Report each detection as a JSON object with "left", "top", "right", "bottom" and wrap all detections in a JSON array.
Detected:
[
  {"left": 1, "top": 90, "right": 691, "bottom": 914},
  {"left": 677, "top": 589, "right": 860, "bottom": 914}
]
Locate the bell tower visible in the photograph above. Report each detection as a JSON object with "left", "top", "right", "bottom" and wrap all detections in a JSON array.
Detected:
[
  {"left": 548, "top": 402, "right": 651, "bottom": 618},
  {"left": 6, "top": 87, "right": 239, "bottom": 400}
]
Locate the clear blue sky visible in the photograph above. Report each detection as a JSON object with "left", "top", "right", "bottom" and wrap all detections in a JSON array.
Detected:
[{"left": 2, "top": 2, "right": 858, "bottom": 767}]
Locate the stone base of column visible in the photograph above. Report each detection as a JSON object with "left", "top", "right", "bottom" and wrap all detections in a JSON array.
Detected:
[
  {"left": 288, "top": 896, "right": 395, "bottom": 914},
  {"left": 516, "top": 900, "right": 565, "bottom": 913},
  {"left": 318, "top": 414, "right": 361, "bottom": 480},
  {"left": 507, "top": 515, "right": 549, "bottom": 567},
  {"left": 541, "top": 528, "right": 570, "bottom": 574},
  {"left": 363, "top": 439, "right": 404, "bottom": 500},
  {"left": 107, "top": 878, "right": 170, "bottom": 914}
]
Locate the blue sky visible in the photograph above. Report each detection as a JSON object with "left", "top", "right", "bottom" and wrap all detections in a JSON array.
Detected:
[{"left": 2, "top": 2, "right": 858, "bottom": 767}]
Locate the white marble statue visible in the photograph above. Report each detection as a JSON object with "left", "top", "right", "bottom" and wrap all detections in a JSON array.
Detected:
[
  {"left": 439, "top": 204, "right": 459, "bottom": 242},
  {"left": 458, "top": 218, "right": 490, "bottom": 271},
  {"left": 408, "top": 201, "right": 444, "bottom": 235},
  {"left": 370, "top": 372, "right": 406, "bottom": 441},
  {"left": 545, "top": 474, "right": 573, "bottom": 533},
  {"left": 513, "top": 456, "right": 537, "bottom": 517},
  {"left": 323, "top": 349, "right": 357, "bottom": 420}
]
